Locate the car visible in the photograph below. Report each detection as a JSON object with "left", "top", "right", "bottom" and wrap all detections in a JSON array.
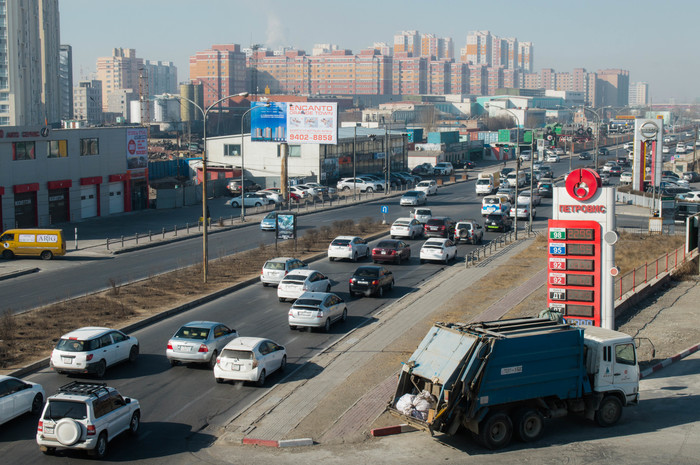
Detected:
[
  {"left": 537, "top": 182, "right": 553, "bottom": 198},
  {"left": 36, "top": 382, "right": 140, "bottom": 459},
  {"left": 260, "top": 211, "right": 277, "bottom": 231},
  {"left": 277, "top": 269, "right": 331, "bottom": 302},
  {"left": 453, "top": 160, "right": 476, "bottom": 169},
  {"left": 50, "top": 327, "right": 139, "bottom": 378},
  {"left": 260, "top": 257, "right": 308, "bottom": 286},
  {"left": 538, "top": 165, "right": 553, "bottom": 177},
  {"left": 509, "top": 202, "right": 536, "bottom": 220},
  {"left": 415, "top": 180, "right": 438, "bottom": 196},
  {"left": 578, "top": 152, "right": 591, "bottom": 160},
  {"left": 662, "top": 145, "right": 671, "bottom": 154},
  {"left": 599, "top": 171, "right": 611, "bottom": 186},
  {"left": 257, "top": 189, "right": 283, "bottom": 204},
  {"left": 327, "top": 235, "right": 370, "bottom": 262},
  {"left": 484, "top": 213, "right": 512, "bottom": 232},
  {"left": 500, "top": 167, "right": 514, "bottom": 178},
  {"left": 602, "top": 161, "right": 616, "bottom": 173},
  {"left": 419, "top": 238, "right": 457, "bottom": 265},
  {"left": 674, "top": 202, "right": 700, "bottom": 222},
  {"left": 288, "top": 292, "right": 347, "bottom": 331},
  {"left": 166, "top": 321, "right": 238, "bottom": 368},
  {"left": 214, "top": 337, "right": 286, "bottom": 386},
  {"left": 616, "top": 157, "right": 630, "bottom": 168},
  {"left": 620, "top": 171, "right": 633, "bottom": 183},
  {"left": 517, "top": 189, "right": 541, "bottom": 206},
  {"left": 623, "top": 142, "right": 633, "bottom": 151},
  {"left": 288, "top": 185, "right": 312, "bottom": 199},
  {"left": 390, "top": 217, "right": 424, "bottom": 239},
  {"left": 226, "top": 179, "right": 261, "bottom": 195},
  {"left": 0, "top": 375, "right": 44, "bottom": 426},
  {"left": 608, "top": 165, "right": 622, "bottom": 176},
  {"left": 676, "top": 144, "right": 687, "bottom": 154},
  {"left": 411, "top": 163, "right": 433, "bottom": 176},
  {"left": 683, "top": 171, "right": 700, "bottom": 182},
  {"left": 372, "top": 239, "right": 411, "bottom": 264},
  {"left": 423, "top": 217, "right": 456, "bottom": 239},
  {"left": 519, "top": 150, "right": 532, "bottom": 161},
  {"left": 662, "top": 177, "right": 690, "bottom": 188},
  {"left": 358, "top": 174, "right": 387, "bottom": 191},
  {"left": 496, "top": 186, "right": 515, "bottom": 203},
  {"left": 454, "top": 220, "right": 483, "bottom": 244},
  {"left": 336, "top": 177, "right": 382, "bottom": 193},
  {"left": 598, "top": 147, "right": 609, "bottom": 156},
  {"left": 348, "top": 265, "right": 394, "bottom": 297},
  {"left": 433, "top": 162, "right": 454, "bottom": 175},
  {"left": 661, "top": 170, "right": 680, "bottom": 180},
  {"left": 304, "top": 182, "right": 336, "bottom": 196},
  {"left": 532, "top": 162, "right": 542, "bottom": 171},
  {"left": 227, "top": 192, "right": 267, "bottom": 208},
  {"left": 391, "top": 173, "right": 411, "bottom": 187},
  {"left": 399, "top": 190, "right": 427, "bottom": 206},
  {"left": 545, "top": 153, "right": 560, "bottom": 163},
  {"left": 675, "top": 191, "right": 700, "bottom": 202},
  {"left": 410, "top": 207, "right": 432, "bottom": 224},
  {"left": 260, "top": 187, "right": 301, "bottom": 203}
]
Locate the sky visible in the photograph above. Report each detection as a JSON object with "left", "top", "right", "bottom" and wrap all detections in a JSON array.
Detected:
[{"left": 59, "top": 0, "right": 699, "bottom": 102}]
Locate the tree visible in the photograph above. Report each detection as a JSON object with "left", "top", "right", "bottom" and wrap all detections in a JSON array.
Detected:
[{"left": 485, "top": 115, "right": 516, "bottom": 131}]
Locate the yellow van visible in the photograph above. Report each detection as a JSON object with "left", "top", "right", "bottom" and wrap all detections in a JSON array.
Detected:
[{"left": 0, "top": 229, "right": 66, "bottom": 260}]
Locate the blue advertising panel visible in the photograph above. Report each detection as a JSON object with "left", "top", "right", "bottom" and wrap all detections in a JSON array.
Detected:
[
  {"left": 276, "top": 212, "right": 297, "bottom": 240},
  {"left": 251, "top": 102, "right": 287, "bottom": 142}
]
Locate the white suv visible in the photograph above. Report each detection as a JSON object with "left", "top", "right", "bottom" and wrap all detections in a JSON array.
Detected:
[
  {"left": 50, "top": 327, "right": 139, "bottom": 378},
  {"left": 336, "top": 178, "right": 382, "bottom": 193},
  {"left": 37, "top": 382, "right": 140, "bottom": 459},
  {"left": 433, "top": 162, "right": 454, "bottom": 175},
  {"left": 327, "top": 235, "right": 370, "bottom": 262}
]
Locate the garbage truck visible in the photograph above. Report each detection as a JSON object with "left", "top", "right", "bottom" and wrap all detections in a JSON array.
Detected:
[{"left": 388, "top": 318, "right": 639, "bottom": 449}]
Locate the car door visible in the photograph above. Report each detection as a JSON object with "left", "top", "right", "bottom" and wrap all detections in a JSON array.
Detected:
[
  {"left": 110, "top": 331, "right": 132, "bottom": 363},
  {"left": 445, "top": 240, "right": 456, "bottom": 259},
  {"left": 214, "top": 325, "right": 236, "bottom": 351},
  {"left": 97, "top": 334, "right": 119, "bottom": 367},
  {"left": 324, "top": 294, "right": 340, "bottom": 322},
  {"left": 0, "top": 379, "right": 14, "bottom": 423},
  {"left": 315, "top": 272, "right": 329, "bottom": 291}
]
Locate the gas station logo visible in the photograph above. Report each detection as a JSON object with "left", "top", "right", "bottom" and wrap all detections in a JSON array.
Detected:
[{"left": 565, "top": 168, "right": 600, "bottom": 202}]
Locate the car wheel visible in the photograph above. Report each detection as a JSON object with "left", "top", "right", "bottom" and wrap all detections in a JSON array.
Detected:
[
  {"left": 341, "top": 308, "right": 347, "bottom": 322},
  {"left": 255, "top": 202, "right": 262, "bottom": 207},
  {"left": 2, "top": 250, "right": 14, "bottom": 259},
  {"left": 232, "top": 201, "right": 239, "bottom": 208},
  {"left": 329, "top": 257, "right": 335, "bottom": 262},
  {"left": 366, "top": 187, "right": 374, "bottom": 193},
  {"left": 129, "top": 410, "right": 140, "bottom": 436},
  {"left": 420, "top": 259, "right": 425, "bottom": 264},
  {"left": 479, "top": 412, "right": 513, "bottom": 450},
  {"left": 40, "top": 250, "right": 53, "bottom": 260},
  {"left": 208, "top": 350, "right": 218, "bottom": 369},
  {"left": 377, "top": 286, "right": 384, "bottom": 298},
  {"left": 279, "top": 297, "right": 285, "bottom": 302},
  {"left": 128, "top": 345, "right": 139, "bottom": 363},
  {"left": 396, "top": 255, "right": 402, "bottom": 265},
  {"left": 262, "top": 282, "right": 268, "bottom": 287},
  {"left": 30, "top": 393, "right": 43, "bottom": 414},
  {"left": 289, "top": 325, "right": 296, "bottom": 330},
  {"left": 324, "top": 318, "right": 331, "bottom": 332},
  {"left": 40, "top": 447, "right": 56, "bottom": 455},
  {"left": 95, "top": 360, "right": 107, "bottom": 379},
  {"left": 169, "top": 359, "right": 179, "bottom": 367},
  {"left": 256, "top": 369, "right": 266, "bottom": 387},
  {"left": 596, "top": 396, "right": 623, "bottom": 427},
  {"left": 353, "top": 252, "right": 357, "bottom": 262},
  {"left": 349, "top": 289, "right": 356, "bottom": 298},
  {"left": 342, "top": 186, "right": 350, "bottom": 191},
  {"left": 388, "top": 280, "right": 394, "bottom": 291},
  {"left": 280, "top": 355, "right": 287, "bottom": 371},
  {"left": 90, "top": 432, "right": 108, "bottom": 459}
]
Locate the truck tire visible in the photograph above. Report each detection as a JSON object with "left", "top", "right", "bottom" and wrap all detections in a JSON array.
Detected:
[
  {"left": 595, "top": 395, "right": 623, "bottom": 427},
  {"left": 514, "top": 408, "right": 544, "bottom": 442},
  {"left": 479, "top": 412, "right": 513, "bottom": 449}
]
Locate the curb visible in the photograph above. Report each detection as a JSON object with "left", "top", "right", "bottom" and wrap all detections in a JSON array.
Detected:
[
  {"left": 371, "top": 424, "right": 415, "bottom": 437},
  {"left": 0, "top": 267, "right": 39, "bottom": 282},
  {"left": 240, "top": 437, "right": 314, "bottom": 448},
  {"left": 640, "top": 343, "right": 700, "bottom": 378}
]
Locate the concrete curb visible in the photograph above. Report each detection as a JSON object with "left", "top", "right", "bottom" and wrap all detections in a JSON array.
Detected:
[
  {"left": 240, "top": 437, "right": 314, "bottom": 448},
  {"left": 640, "top": 343, "right": 700, "bottom": 378},
  {"left": 0, "top": 267, "right": 40, "bottom": 281},
  {"left": 370, "top": 424, "right": 415, "bottom": 437}
]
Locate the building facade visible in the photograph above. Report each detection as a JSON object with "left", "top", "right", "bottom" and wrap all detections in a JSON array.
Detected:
[
  {"left": 189, "top": 44, "right": 247, "bottom": 109},
  {"left": 59, "top": 44, "right": 73, "bottom": 121},
  {"left": 144, "top": 60, "right": 178, "bottom": 96},
  {"left": 629, "top": 82, "right": 649, "bottom": 107},
  {"left": 73, "top": 80, "right": 103, "bottom": 125},
  {"left": 96, "top": 48, "right": 144, "bottom": 113}
]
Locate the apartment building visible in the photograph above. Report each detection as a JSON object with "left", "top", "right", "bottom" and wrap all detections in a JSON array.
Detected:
[
  {"left": 629, "top": 82, "right": 649, "bottom": 106},
  {"left": 96, "top": 48, "right": 143, "bottom": 113},
  {"left": 392, "top": 53, "right": 427, "bottom": 95},
  {"left": 189, "top": 44, "right": 246, "bottom": 109},
  {"left": 597, "top": 69, "right": 630, "bottom": 107},
  {"left": 73, "top": 80, "right": 103, "bottom": 125},
  {"left": 393, "top": 30, "right": 420, "bottom": 56},
  {"left": 59, "top": 45, "right": 73, "bottom": 120}
]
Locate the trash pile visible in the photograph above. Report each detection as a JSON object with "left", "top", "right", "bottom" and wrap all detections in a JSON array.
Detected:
[{"left": 395, "top": 390, "right": 437, "bottom": 421}]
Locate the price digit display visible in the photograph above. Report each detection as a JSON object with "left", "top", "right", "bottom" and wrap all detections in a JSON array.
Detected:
[
  {"left": 566, "top": 258, "right": 595, "bottom": 271},
  {"left": 566, "top": 304, "right": 595, "bottom": 317},
  {"left": 566, "top": 243, "right": 595, "bottom": 256},
  {"left": 566, "top": 289, "right": 594, "bottom": 302},
  {"left": 566, "top": 228, "right": 595, "bottom": 241},
  {"left": 566, "top": 274, "right": 594, "bottom": 287}
]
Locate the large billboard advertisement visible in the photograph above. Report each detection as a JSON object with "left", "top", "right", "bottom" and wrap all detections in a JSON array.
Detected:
[
  {"left": 250, "top": 102, "right": 288, "bottom": 142},
  {"left": 287, "top": 102, "right": 338, "bottom": 145},
  {"left": 126, "top": 128, "right": 148, "bottom": 169}
]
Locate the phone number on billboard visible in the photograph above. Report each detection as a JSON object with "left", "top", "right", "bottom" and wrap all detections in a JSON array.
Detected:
[{"left": 288, "top": 133, "right": 334, "bottom": 142}]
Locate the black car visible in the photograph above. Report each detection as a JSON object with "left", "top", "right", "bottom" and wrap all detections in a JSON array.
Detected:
[
  {"left": 453, "top": 160, "right": 476, "bottom": 170},
  {"left": 598, "top": 147, "right": 609, "bottom": 156},
  {"left": 675, "top": 202, "right": 700, "bottom": 222},
  {"left": 537, "top": 182, "right": 553, "bottom": 198},
  {"left": 484, "top": 213, "right": 512, "bottom": 232},
  {"left": 424, "top": 217, "right": 456, "bottom": 239},
  {"left": 683, "top": 171, "right": 700, "bottom": 182},
  {"left": 608, "top": 165, "right": 622, "bottom": 176},
  {"left": 349, "top": 265, "right": 394, "bottom": 298},
  {"left": 578, "top": 152, "right": 591, "bottom": 160},
  {"left": 500, "top": 167, "right": 515, "bottom": 178}
]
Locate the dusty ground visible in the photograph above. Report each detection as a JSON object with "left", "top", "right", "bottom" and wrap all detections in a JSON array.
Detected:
[{"left": 0, "top": 217, "right": 389, "bottom": 371}]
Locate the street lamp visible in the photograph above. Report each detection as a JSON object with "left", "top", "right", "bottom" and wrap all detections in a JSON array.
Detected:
[
  {"left": 583, "top": 106, "right": 611, "bottom": 170},
  {"left": 240, "top": 102, "right": 271, "bottom": 222},
  {"left": 498, "top": 107, "right": 522, "bottom": 240},
  {"left": 164, "top": 91, "right": 249, "bottom": 283}
]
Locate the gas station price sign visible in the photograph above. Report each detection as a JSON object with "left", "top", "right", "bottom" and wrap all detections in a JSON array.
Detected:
[{"left": 547, "top": 220, "right": 602, "bottom": 326}]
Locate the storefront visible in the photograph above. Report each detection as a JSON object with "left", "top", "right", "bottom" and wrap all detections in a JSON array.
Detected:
[
  {"left": 13, "top": 183, "right": 39, "bottom": 228},
  {"left": 47, "top": 180, "right": 72, "bottom": 224}
]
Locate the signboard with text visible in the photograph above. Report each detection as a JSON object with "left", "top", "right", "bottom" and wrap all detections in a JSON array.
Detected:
[
  {"left": 250, "top": 102, "right": 288, "bottom": 142},
  {"left": 287, "top": 102, "right": 337, "bottom": 145}
]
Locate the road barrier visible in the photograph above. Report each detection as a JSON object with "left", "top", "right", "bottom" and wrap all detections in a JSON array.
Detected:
[{"left": 465, "top": 227, "right": 540, "bottom": 267}]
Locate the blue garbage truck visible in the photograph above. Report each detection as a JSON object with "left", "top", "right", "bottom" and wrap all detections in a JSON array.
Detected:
[{"left": 388, "top": 318, "right": 639, "bottom": 449}]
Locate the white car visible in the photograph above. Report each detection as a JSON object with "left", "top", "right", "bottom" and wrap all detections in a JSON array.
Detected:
[
  {"left": 391, "top": 217, "right": 424, "bottom": 239},
  {"left": 662, "top": 145, "right": 670, "bottom": 154},
  {"left": 288, "top": 292, "right": 347, "bottom": 331},
  {"left": 433, "top": 162, "right": 454, "bottom": 175},
  {"left": 519, "top": 150, "right": 532, "bottom": 161},
  {"left": 227, "top": 193, "right": 268, "bottom": 208},
  {"left": 277, "top": 269, "right": 331, "bottom": 302},
  {"left": 517, "top": 189, "right": 541, "bottom": 206},
  {"left": 676, "top": 191, "right": 700, "bottom": 202},
  {"left": 620, "top": 172, "right": 633, "bottom": 184},
  {"left": 260, "top": 257, "right": 308, "bottom": 286},
  {"left": 602, "top": 161, "right": 616, "bottom": 173},
  {"left": 415, "top": 180, "right": 438, "bottom": 196},
  {"left": 257, "top": 189, "right": 283, "bottom": 204},
  {"left": 509, "top": 202, "right": 536, "bottom": 220},
  {"left": 166, "top": 321, "right": 239, "bottom": 368},
  {"left": 214, "top": 337, "right": 286, "bottom": 386},
  {"left": 327, "top": 235, "right": 370, "bottom": 262},
  {"left": 662, "top": 177, "right": 689, "bottom": 188},
  {"left": 0, "top": 376, "right": 44, "bottom": 426},
  {"left": 289, "top": 185, "right": 311, "bottom": 199},
  {"left": 545, "top": 153, "right": 560, "bottom": 163},
  {"left": 410, "top": 207, "right": 432, "bottom": 224},
  {"left": 50, "top": 327, "right": 139, "bottom": 378},
  {"left": 676, "top": 144, "right": 687, "bottom": 154},
  {"left": 400, "top": 190, "right": 427, "bottom": 206},
  {"left": 336, "top": 177, "right": 382, "bottom": 193},
  {"left": 419, "top": 238, "right": 457, "bottom": 264},
  {"left": 37, "top": 382, "right": 140, "bottom": 459}
]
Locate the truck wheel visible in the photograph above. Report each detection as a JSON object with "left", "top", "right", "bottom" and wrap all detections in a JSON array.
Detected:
[
  {"left": 40, "top": 250, "right": 53, "bottom": 260},
  {"left": 514, "top": 408, "right": 544, "bottom": 442},
  {"left": 595, "top": 396, "right": 623, "bottom": 427},
  {"left": 479, "top": 412, "right": 513, "bottom": 450},
  {"left": 2, "top": 250, "right": 13, "bottom": 260}
]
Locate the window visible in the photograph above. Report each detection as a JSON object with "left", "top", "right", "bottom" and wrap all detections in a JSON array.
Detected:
[
  {"left": 48, "top": 140, "right": 68, "bottom": 158},
  {"left": 289, "top": 145, "right": 301, "bottom": 158},
  {"left": 224, "top": 144, "right": 240, "bottom": 156},
  {"left": 80, "top": 138, "right": 99, "bottom": 156},
  {"left": 615, "top": 343, "right": 636, "bottom": 366},
  {"left": 12, "top": 141, "right": 35, "bottom": 160}
]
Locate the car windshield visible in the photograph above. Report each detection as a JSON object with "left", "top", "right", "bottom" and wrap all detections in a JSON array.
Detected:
[
  {"left": 264, "top": 213, "right": 275, "bottom": 220},
  {"left": 403, "top": 192, "right": 419, "bottom": 197},
  {"left": 476, "top": 179, "right": 489, "bottom": 185},
  {"left": 55, "top": 338, "right": 100, "bottom": 352},
  {"left": 423, "top": 241, "right": 443, "bottom": 249},
  {"left": 485, "top": 198, "right": 500, "bottom": 204},
  {"left": 426, "top": 219, "right": 444, "bottom": 226},
  {"left": 44, "top": 400, "right": 88, "bottom": 420},
  {"left": 354, "top": 268, "right": 379, "bottom": 278},
  {"left": 221, "top": 349, "right": 254, "bottom": 360},
  {"left": 486, "top": 215, "right": 502, "bottom": 221},
  {"left": 283, "top": 274, "right": 307, "bottom": 283},
  {"left": 264, "top": 261, "right": 286, "bottom": 270},
  {"left": 393, "top": 220, "right": 410, "bottom": 226},
  {"left": 415, "top": 209, "right": 430, "bottom": 215},
  {"left": 174, "top": 327, "right": 210, "bottom": 340},
  {"left": 331, "top": 239, "right": 351, "bottom": 246},
  {"left": 294, "top": 299, "right": 322, "bottom": 307},
  {"left": 417, "top": 182, "right": 430, "bottom": 187},
  {"left": 457, "top": 223, "right": 472, "bottom": 230},
  {"left": 377, "top": 241, "right": 397, "bottom": 248}
]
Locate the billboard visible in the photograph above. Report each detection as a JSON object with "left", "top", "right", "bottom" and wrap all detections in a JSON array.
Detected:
[
  {"left": 276, "top": 212, "right": 297, "bottom": 240},
  {"left": 287, "top": 102, "right": 337, "bottom": 145},
  {"left": 250, "top": 102, "right": 287, "bottom": 142},
  {"left": 126, "top": 128, "right": 148, "bottom": 169}
]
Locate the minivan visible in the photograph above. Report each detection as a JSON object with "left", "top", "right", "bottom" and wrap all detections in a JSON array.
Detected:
[
  {"left": 0, "top": 229, "right": 65, "bottom": 260},
  {"left": 674, "top": 203, "right": 700, "bottom": 222}
]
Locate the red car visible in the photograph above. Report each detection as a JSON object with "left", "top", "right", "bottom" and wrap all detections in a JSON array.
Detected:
[{"left": 372, "top": 239, "right": 411, "bottom": 264}]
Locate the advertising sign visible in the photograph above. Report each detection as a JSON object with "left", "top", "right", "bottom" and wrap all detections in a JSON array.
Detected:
[
  {"left": 632, "top": 118, "right": 663, "bottom": 191},
  {"left": 287, "top": 102, "right": 337, "bottom": 145},
  {"left": 276, "top": 212, "right": 297, "bottom": 240},
  {"left": 251, "top": 102, "right": 288, "bottom": 142},
  {"left": 126, "top": 128, "right": 148, "bottom": 169}
]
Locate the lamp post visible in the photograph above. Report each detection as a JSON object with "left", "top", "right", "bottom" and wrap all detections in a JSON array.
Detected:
[
  {"left": 583, "top": 106, "right": 610, "bottom": 171},
  {"left": 240, "top": 102, "right": 271, "bottom": 222},
  {"left": 499, "top": 107, "right": 522, "bottom": 240},
  {"left": 165, "top": 91, "right": 248, "bottom": 283},
  {"left": 353, "top": 125, "right": 357, "bottom": 200}
]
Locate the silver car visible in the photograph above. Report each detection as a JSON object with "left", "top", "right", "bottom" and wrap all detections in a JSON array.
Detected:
[
  {"left": 260, "top": 257, "right": 308, "bottom": 286},
  {"left": 166, "top": 321, "right": 238, "bottom": 368},
  {"left": 288, "top": 292, "right": 348, "bottom": 331}
]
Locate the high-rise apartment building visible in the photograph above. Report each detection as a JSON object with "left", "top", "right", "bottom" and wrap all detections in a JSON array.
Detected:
[
  {"left": 189, "top": 44, "right": 246, "bottom": 109},
  {"left": 464, "top": 31, "right": 493, "bottom": 66},
  {"left": 392, "top": 53, "right": 427, "bottom": 95},
  {"left": 518, "top": 42, "right": 533, "bottom": 72},
  {"left": 248, "top": 50, "right": 312, "bottom": 95},
  {"left": 427, "top": 60, "right": 450, "bottom": 95},
  {"left": 629, "top": 82, "right": 649, "bottom": 106},
  {"left": 96, "top": 48, "right": 143, "bottom": 112},
  {"left": 540, "top": 68, "right": 555, "bottom": 90},
  {"left": 468, "top": 64, "right": 488, "bottom": 95},
  {"left": 144, "top": 60, "right": 177, "bottom": 96},
  {"left": 0, "top": 0, "right": 61, "bottom": 126},
  {"left": 420, "top": 34, "right": 453, "bottom": 60},
  {"left": 393, "top": 30, "right": 420, "bottom": 56},
  {"left": 522, "top": 72, "right": 540, "bottom": 89},
  {"left": 59, "top": 44, "right": 73, "bottom": 120},
  {"left": 597, "top": 69, "right": 629, "bottom": 107},
  {"left": 555, "top": 72, "right": 572, "bottom": 91},
  {"left": 73, "top": 80, "right": 103, "bottom": 125},
  {"left": 450, "top": 62, "right": 469, "bottom": 95},
  {"left": 486, "top": 67, "right": 504, "bottom": 95},
  {"left": 503, "top": 38, "right": 519, "bottom": 70}
]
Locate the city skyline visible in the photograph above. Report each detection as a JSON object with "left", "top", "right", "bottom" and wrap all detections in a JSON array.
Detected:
[{"left": 60, "top": 0, "right": 698, "bottom": 102}]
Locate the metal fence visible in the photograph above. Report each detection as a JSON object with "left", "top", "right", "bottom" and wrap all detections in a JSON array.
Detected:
[{"left": 465, "top": 228, "right": 540, "bottom": 267}]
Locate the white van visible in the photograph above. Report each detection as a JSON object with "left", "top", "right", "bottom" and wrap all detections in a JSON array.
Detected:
[
  {"left": 481, "top": 195, "right": 511, "bottom": 216},
  {"left": 506, "top": 171, "right": 526, "bottom": 188},
  {"left": 475, "top": 174, "right": 495, "bottom": 195}
]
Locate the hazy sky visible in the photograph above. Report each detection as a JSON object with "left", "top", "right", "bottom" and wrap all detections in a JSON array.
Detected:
[{"left": 60, "top": 0, "right": 698, "bottom": 102}]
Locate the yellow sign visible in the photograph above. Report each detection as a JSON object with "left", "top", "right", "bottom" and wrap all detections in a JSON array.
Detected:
[{"left": 615, "top": 115, "right": 635, "bottom": 120}]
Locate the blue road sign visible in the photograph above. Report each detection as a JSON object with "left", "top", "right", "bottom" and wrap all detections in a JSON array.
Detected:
[{"left": 381, "top": 205, "right": 389, "bottom": 214}]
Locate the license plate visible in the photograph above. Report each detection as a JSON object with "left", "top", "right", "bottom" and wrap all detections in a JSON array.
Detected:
[
  {"left": 381, "top": 251, "right": 386, "bottom": 255},
  {"left": 299, "top": 311, "right": 312, "bottom": 317},
  {"left": 231, "top": 364, "right": 241, "bottom": 371},
  {"left": 358, "top": 280, "right": 368, "bottom": 284},
  {"left": 178, "top": 345, "right": 192, "bottom": 352},
  {"left": 62, "top": 357, "right": 73, "bottom": 364},
  {"left": 45, "top": 426, "right": 54, "bottom": 434}
]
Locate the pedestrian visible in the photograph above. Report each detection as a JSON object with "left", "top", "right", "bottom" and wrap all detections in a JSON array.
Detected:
[{"left": 503, "top": 159, "right": 507, "bottom": 168}]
